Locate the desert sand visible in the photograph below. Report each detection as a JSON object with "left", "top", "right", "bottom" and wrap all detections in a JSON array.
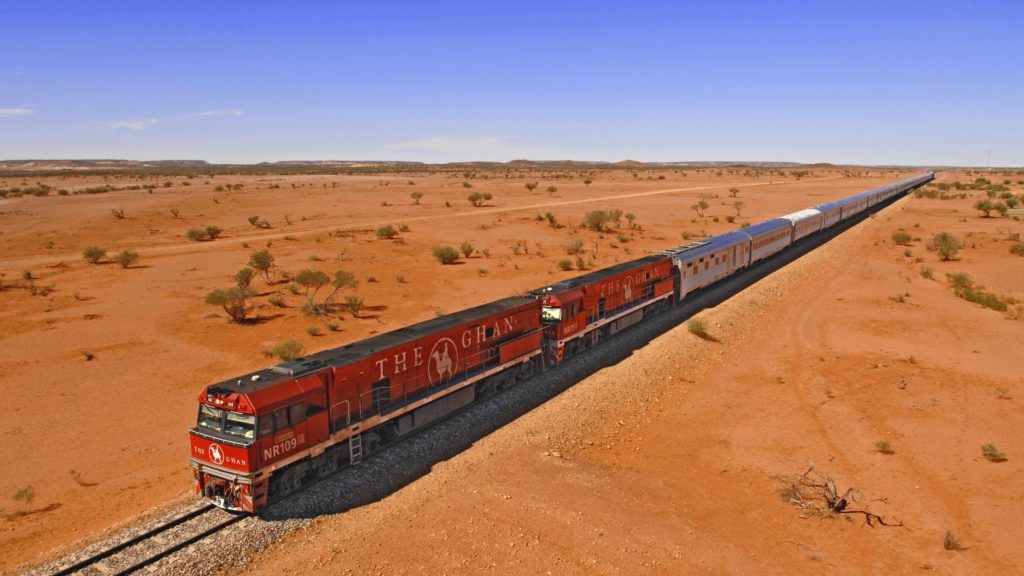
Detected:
[{"left": 1, "top": 167, "right": 1021, "bottom": 574}]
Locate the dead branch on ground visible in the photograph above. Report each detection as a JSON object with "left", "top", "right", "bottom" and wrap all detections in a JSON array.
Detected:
[{"left": 782, "top": 464, "right": 903, "bottom": 527}]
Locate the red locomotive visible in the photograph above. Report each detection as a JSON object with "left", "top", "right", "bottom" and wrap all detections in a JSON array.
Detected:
[
  {"left": 531, "top": 254, "right": 674, "bottom": 363},
  {"left": 190, "top": 296, "right": 542, "bottom": 512},
  {"left": 190, "top": 173, "right": 934, "bottom": 513}
]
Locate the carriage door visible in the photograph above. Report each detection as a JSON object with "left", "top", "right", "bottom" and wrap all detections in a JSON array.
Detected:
[{"left": 598, "top": 298, "right": 606, "bottom": 319}]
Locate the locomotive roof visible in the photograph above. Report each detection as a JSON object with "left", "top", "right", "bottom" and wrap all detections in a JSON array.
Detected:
[
  {"left": 208, "top": 295, "right": 537, "bottom": 395},
  {"left": 530, "top": 254, "right": 668, "bottom": 296}
]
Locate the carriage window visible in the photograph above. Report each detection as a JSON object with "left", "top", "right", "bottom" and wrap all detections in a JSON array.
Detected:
[{"left": 486, "top": 327, "right": 495, "bottom": 338}]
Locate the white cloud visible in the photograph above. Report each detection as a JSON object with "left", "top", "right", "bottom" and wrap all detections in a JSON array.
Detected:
[
  {"left": 197, "top": 108, "right": 243, "bottom": 117},
  {"left": 0, "top": 108, "right": 35, "bottom": 117},
  {"left": 110, "top": 118, "right": 161, "bottom": 130},
  {"left": 387, "top": 135, "right": 508, "bottom": 153}
]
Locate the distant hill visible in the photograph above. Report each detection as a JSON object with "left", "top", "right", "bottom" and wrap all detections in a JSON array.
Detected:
[
  {"left": 0, "top": 158, "right": 955, "bottom": 175},
  {"left": 0, "top": 159, "right": 209, "bottom": 171}
]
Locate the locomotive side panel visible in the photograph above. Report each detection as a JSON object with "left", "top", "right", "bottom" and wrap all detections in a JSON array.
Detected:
[
  {"left": 326, "top": 299, "right": 542, "bottom": 426},
  {"left": 579, "top": 257, "right": 673, "bottom": 323}
]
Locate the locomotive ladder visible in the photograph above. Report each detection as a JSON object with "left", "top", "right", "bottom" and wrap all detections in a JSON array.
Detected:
[{"left": 349, "top": 433, "right": 363, "bottom": 465}]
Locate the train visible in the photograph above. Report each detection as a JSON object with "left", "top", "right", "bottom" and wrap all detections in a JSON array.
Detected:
[{"left": 189, "top": 172, "right": 934, "bottom": 512}]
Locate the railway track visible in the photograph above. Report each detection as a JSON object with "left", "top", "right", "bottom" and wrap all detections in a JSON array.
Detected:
[{"left": 43, "top": 504, "right": 244, "bottom": 576}]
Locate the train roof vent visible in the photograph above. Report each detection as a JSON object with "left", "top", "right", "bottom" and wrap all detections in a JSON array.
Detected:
[{"left": 271, "top": 358, "right": 326, "bottom": 376}]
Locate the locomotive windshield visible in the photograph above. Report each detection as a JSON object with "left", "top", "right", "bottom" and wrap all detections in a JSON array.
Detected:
[
  {"left": 197, "top": 404, "right": 256, "bottom": 440},
  {"left": 541, "top": 305, "right": 562, "bottom": 324}
]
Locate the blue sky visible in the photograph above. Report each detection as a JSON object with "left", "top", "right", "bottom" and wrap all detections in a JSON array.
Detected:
[{"left": 1, "top": 1, "right": 1022, "bottom": 165}]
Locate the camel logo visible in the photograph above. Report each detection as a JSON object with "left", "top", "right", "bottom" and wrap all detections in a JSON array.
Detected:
[
  {"left": 428, "top": 337, "right": 458, "bottom": 385},
  {"left": 209, "top": 443, "right": 225, "bottom": 465},
  {"left": 623, "top": 277, "right": 634, "bottom": 301}
]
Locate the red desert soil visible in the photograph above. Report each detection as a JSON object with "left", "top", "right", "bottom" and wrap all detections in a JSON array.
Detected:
[{"left": 1, "top": 168, "right": 1021, "bottom": 574}]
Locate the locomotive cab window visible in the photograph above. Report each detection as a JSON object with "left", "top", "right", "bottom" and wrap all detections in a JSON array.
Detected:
[
  {"left": 197, "top": 404, "right": 255, "bottom": 440},
  {"left": 541, "top": 306, "right": 562, "bottom": 323},
  {"left": 224, "top": 411, "right": 255, "bottom": 439},
  {"left": 198, "top": 405, "right": 222, "bottom": 432}
]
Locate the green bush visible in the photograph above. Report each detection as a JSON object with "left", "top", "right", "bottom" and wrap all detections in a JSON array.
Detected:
[
  {"left": 247, "top": 215, "right": 270, "bottom": 228},
  {"left": 13, "top": 485, "right": 34, "bottom": 507},
  {"left": 376, "top": 224, "right": 398, "bottom": 239},
  {"left": 687, "top": 318, "right": 710, "bottom": 339},
  {"left": 459, "top": 241, "right": 474, "bottom": 258},
  {"left": 235, "top": 267, "right": 255, "bottom": 288},
  {"left": 271, "top": 340, "right": 304, "bottom": 362},
  {"left": 249, "top": 250, "right": 275, "bottom": 283},
  {"left": 344, "top": 295, "right": 364, "bottom": 317},
  {"left": 432, "top": 246, "right": 459, "bottom": 264},
  {"left": 930, "top": 232, "right": 961, "bottom": 261},
  {"left": 294, "top": 269, "right": 330, "bottom": 297},
  {"left": 945, "top": 272, "right": 1007, "bottom": 311},
  {"left": 1010, "top": 242, "right": 1024, "bottom": 256},
  {"left": 186, "top": 226, "right": 222, "bottom": 242},
  {"left": 583, "top": 210, "right": 610, "bottom": 231},
  {"left": 82, "top": 246, "right": 106, "bottom": 264},
  {"left": 981, "top": 443, "right": 1007, "bottom": 462},
  {"left": 891, "top": 230, "right": 913, "bottom": 245},
  {"left": 974, "top": 199, "right": 995, "bottom": 216},
  {"left": 467, "top": 192, "right": 492, "bottom": 207},
  {"left": 205, "top": 286, "right": 256, "bottom": 322},
  {"left": 556, "top": 259, "right": 573, "bottom": 271},
  {"left": 114, "top": 249, "right": 139, "bottom": 269}
]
